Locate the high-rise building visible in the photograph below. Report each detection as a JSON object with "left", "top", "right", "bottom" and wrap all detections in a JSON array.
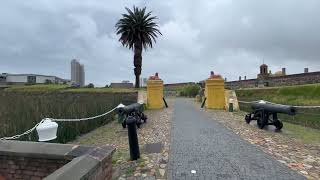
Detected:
[
  {"left": 80, "top": 64, "right": 85, "bottom": 87},
  {"left": 71, "top": 59, "right": 85, "bottom": 87},
  {"left": 139, "top": 77, "right": 147, "bottom": 87}
]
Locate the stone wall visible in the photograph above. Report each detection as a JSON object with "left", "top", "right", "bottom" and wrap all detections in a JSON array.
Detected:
[
  {"left": 0, "top": 140, "right": 115, "bottom": 180},
  {"left": 269, "top": 72, "right": 320, "bottom": 86},
  {"left": 226, "top": 71, "right": 320, "bottom": 89},
  {"left": 164, "top": 82, "right": 195, "bottom": 91},
  {"left": 225, "top": 79, "right": 256, "bottom": 89}
]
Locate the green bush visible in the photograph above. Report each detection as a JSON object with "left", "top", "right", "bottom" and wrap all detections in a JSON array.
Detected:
[
  {"left": 179, "top": 84, "right": 201, "bottom": 97},
  {"left": 86, "top": 83, "right": 94, "bottom": 88}
]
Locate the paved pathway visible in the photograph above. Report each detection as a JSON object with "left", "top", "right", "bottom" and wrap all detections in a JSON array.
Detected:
[{"left": 168, "top": 98, "right": 305, "bottom": 180}]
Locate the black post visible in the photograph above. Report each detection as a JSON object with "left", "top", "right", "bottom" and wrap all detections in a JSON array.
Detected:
[
  {"left": 228, "top": 103, "right": 233, "bottom": 112},
  {"left": 126, "top": 116, "right": 140, "bottom": 160},
  {"left": 201, "top": 97, "right": 207, "bottom": 108},
  {"left": 163, "top": 98, "right": 168, "bottom": 108}
]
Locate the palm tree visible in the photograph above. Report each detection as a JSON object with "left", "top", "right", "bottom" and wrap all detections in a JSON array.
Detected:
[{"left": 115, "top": 6, "right": 161, "bottom": 88}]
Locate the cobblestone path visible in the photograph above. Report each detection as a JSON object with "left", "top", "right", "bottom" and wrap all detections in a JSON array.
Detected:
[{"left": 168, "top": 98, "right": 305, "bottom": 180}]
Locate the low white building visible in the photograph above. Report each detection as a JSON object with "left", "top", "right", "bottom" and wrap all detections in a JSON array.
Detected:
[{"left": 0, "top": 73, "right": 68, "bottom": 85}]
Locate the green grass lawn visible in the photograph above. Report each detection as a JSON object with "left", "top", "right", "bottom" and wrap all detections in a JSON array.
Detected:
[
  {"left": 233, "top": 111, "right": 320, "bottom": 145},
  {"left": 63, "top": 87, "right": 137, "bottom": 93},
  {"left": 4, "top": 84, "right": 68, "bottom": 92},
  {"left": 282, "top": 122, "right": 320, "bottom": 145},
  {"left": 236, "top": 83, "right": 320, "bottom": 106}
]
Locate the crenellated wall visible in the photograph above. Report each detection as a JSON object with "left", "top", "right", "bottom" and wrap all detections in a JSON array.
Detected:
[{"left": 226, "top": 71, "right": 320, "bottom": 89}]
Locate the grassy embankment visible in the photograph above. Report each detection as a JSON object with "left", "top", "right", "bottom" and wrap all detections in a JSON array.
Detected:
[
  {"left": 236, "top": 84, "right": 320, "bottom": 144},
  {"left": 236, "top": 83, "right": 320, "bottom": 106},
  {"left": 4, "top": 84, "right": 137, "bottom": 93},
  {"left": 0, "top": 84, "right": 137, "bottom": 143}
]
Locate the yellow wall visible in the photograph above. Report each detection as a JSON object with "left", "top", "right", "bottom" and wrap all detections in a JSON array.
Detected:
[
  {"left": 205, "top": 78, "right": 226, "bottom": 109},
  {"left": 147, "top": 80, "right": 164, "bottom": 109}
]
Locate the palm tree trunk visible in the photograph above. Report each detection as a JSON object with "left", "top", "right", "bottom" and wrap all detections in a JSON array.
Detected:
[{"left": 134, "top": 41, "right": 142, "bottom": 88}]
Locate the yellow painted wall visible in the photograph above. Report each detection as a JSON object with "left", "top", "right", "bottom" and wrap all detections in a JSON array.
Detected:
[
  {"left": 147, "top": 80, "right": 164, "bottom": 109},
  {"left": 205, "top": 78, "right": 226, "bottom": 109}
]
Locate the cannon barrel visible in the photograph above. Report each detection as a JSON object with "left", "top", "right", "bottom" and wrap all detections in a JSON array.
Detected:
[
  {"left": 251, "top": 102, "right": 296, "bottom": 116},
  {"left": 116, "top": 103, "right": 144, "bottom": 115}
]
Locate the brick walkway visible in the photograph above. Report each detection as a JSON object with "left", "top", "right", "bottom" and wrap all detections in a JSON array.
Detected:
[{"left": 167, "top": 98, "right": 305, "bottom": 179}]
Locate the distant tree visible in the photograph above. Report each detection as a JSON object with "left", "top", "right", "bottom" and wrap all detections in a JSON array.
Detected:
[
  {"left": 179, "top": 84, "right": 201, "bottom": 97},
  {"left": 115, "top": 6, "right": 161, "bottom": 88},
  {"left": 105, "top": 84, "right": 109, "bottom": 88},
  {"left": 86, "top": 83, "right": 94, "bottom": 88}
]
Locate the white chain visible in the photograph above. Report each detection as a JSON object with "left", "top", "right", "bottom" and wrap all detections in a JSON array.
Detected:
[
  {"left": 0, "top": 105, "right": 120, "bottom": 140},
  {"left": 0, "top": 119, "right": 45, "bottom": 140},
  {"left": 51, "top": 107, "right": 117, "bottom": 122}
]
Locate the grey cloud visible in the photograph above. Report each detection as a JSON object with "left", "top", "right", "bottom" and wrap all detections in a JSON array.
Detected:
[{"left": 0, "top": 0, "right": 320, "bottom": 86}]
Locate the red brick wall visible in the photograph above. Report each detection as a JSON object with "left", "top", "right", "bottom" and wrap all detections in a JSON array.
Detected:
[
  {"left": 88, "top": 156, "right": 113, "bottom": 180},
  {"left": 0, "top": 155, "right": 69, "bottom": 180}
]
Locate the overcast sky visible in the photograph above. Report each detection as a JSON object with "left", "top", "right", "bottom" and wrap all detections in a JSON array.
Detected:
[{"left": 1, "top": 0, "right": 320, "bottom": 86}]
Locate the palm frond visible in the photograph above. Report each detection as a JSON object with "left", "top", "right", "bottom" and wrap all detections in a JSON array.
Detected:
[{"left": 115, "top": 6, "right": 161, "bottom": 50}]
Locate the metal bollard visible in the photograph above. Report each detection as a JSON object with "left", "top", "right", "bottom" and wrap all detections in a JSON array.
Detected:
[
  {"left": 228, "top": 103, "right": 234, "bottom": 112},
  {"left": 201, "top": 97, "right": 207, "bottom": 108},
  {"left": 163, "top": 98, "right": 168, "bottom": 108},
  {"left": 126, "top": 116, "right": 140, "bottom": 160}
]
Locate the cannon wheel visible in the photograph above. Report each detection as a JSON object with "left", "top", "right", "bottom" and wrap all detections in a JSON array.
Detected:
[
  {"left": 245, "top": 114, "right": 251, "bottom": 124},
  {"left": 257, "top": 112, "right": 268, "bottom": 129},
  {"left": 141, "top": 113, "right": 147, "bottom": 123},
  {"left": 122, "top": 122, "right": 126, "bottom": 128},
  {"left": 274, "top": 120, "right": 283, "bottom": 130}
]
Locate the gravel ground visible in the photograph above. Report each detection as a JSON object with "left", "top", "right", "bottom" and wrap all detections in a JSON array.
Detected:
[
  {"left": 70, "top": 98, "right": 174, "bottom": 180},
  {"left": 201, "top": 102, "right": 320, "bottom": 179}
]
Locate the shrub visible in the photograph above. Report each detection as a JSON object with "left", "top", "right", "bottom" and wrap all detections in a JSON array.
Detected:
[
  {"left": 179, "top": 84, "right": 201, "bottom": 97},
  {"left": 86, "top": 83, "right": 94, "bottom": 88}
]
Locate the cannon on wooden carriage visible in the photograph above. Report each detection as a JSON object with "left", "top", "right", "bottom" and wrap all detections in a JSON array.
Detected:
[
  {"left": 116, "top": 103, "right": 147, "bottom": 128},
  {"left": 245, "top": 101, "right": 296, "bottom": 130}
]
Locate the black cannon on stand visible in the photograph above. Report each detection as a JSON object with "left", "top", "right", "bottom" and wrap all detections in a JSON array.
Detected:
[
  {"left": 116, "top": 103, "right": 147, "bottom": 128},
  {"left": 116, "top": 103, "right": 147, "bottom": 160},
  {"left": 245, "top": 101, "right": 296, "bottom": 130}
]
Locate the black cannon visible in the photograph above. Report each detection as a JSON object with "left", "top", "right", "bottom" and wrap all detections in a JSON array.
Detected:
[
  {"left": 245, "top": 101, "right": 296, "bottom": 130},
  {"left": 116, "top": 103, "right": 147, "bottom": 128}
]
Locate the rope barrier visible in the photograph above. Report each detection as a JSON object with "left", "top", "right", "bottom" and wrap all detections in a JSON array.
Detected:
[
  {"left": 51, "top": 107, "right": 117, "bottom": 122},
  {"left": 0, "top": 105, "right": 120, "bottom": 140},
  {"left": 0, "top": 119, "right": 45, "bottom": 140}
]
